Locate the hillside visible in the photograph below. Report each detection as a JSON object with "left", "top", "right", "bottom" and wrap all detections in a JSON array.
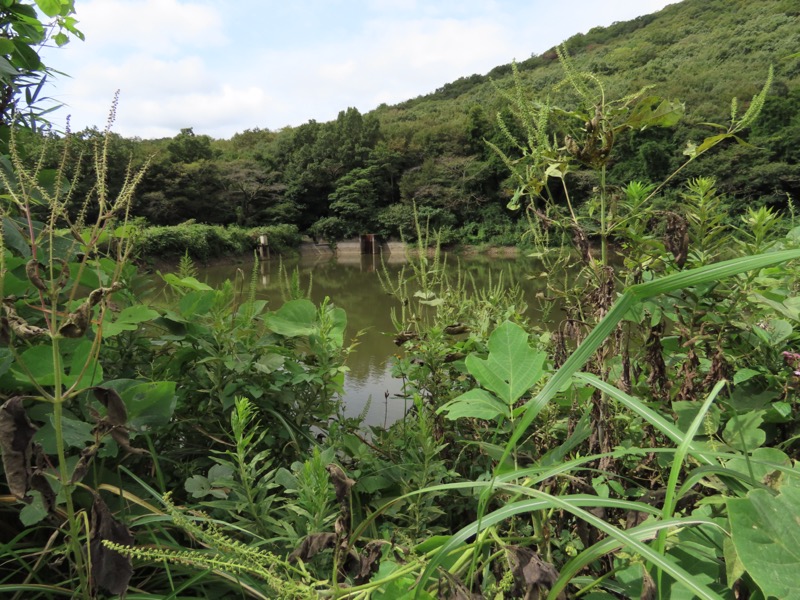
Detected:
[{"left": 27, "top": 0, "right": 800, "bottom": 248}]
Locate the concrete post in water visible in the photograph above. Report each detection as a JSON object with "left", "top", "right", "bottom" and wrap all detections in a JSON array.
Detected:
[{"left": 258, "top": 234, "right": 270, "bottom": 259}]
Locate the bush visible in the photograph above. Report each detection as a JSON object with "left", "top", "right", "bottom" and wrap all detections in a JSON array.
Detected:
[{"left": 136, "top": 223, "right": 300, "bottom": 261}]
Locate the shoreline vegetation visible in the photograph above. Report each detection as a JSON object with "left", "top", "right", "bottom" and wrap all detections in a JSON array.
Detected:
[{"left": 134, "top": 221, "right": 524, "bottom": 268}]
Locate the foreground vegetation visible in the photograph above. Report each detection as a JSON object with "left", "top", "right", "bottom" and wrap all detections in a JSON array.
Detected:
[
  {"left": 2, "top": 25, "right": 800, "bottom": 598},
  {"left": 3, "top": 2, "right": 800, "bottom": 599}
]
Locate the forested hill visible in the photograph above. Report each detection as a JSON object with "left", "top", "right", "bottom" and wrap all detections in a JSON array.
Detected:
[{"left": 33, "top": 0, "right": 800, "bottom": 246}]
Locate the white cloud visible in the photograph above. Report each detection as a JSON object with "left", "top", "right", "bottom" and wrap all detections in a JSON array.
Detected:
[
  {"left": 73, "top": 0, "right": 225, "bottom": 53},
  {"left": 40, "top": 0, "right": 680, "bottom": 139}
]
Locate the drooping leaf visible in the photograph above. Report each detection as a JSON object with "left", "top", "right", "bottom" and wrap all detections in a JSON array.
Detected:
[
  {"left": 89, "top": 494, "right": 134, "bottom": 596},
  {"left": 727, "top": 487, "right": 800, "bottom": 600},
  {"left": 0, "top": 397, "right": 37, "bottom": 499},
  {"left": 437, "top": 388, "right": 509, "bottom": 421}
]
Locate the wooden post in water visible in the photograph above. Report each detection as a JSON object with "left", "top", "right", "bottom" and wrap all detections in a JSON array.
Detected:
[{"left": 258, "top": 234, "right": 270, "bottom": 260}]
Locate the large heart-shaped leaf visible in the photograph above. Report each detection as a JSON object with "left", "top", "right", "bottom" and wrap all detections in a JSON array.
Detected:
[
  {"left": 727, "top": 486, "right": 800, "bottom": 599},
  {"left": 465, "top": 320, "right": 545, "bottom": 407}
]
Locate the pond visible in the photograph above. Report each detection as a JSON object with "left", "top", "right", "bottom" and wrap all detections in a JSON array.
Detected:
[{"left": 187, "top": 251, "right": 553, "bottom": 427}]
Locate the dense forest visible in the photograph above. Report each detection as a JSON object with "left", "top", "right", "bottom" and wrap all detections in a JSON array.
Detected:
[{"left": 15, "top": 0, "right": 800, "bottom": 250}]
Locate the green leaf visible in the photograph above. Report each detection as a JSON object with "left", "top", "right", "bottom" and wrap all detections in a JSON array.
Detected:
[
  {"left": 722, "top": 411, "right": 766, "bottom": 451},
  {"left": 12, "top": 344, "right": 56, "bottom": 386},
  {"left": 627, "top": 96, "right": 684, "bottom": 129},
  {"left": 51, "top": 413, "right": 94, "bottom": 448},
  {"left": 101, "top": 380, "right": 177, "bottom": 433},
  {"left": 437, "top": 388, "right": 509, "bottom": 421},
  {"left": 19, "top": 490, "right": 49, "bottom": 525},
  {"left": 465, "top": 320, "right": 545, "bottom": 407},
  {"left": 185, "top": 475, "right": 212, "bottom": 499},
  {"left": 161, "top": 272, "right": 212, "bottom": 291},
  {"left": 34, "top": 0, "right": 62, "bottom": 17},
  {"left": 102, "top": 305, "right": 160, "bottom": 337},
  {"left": 733, "top": 368, "right": 760, "bottom": 386},
  {"left": 727, "top": 487, "right": 800, "bottom": 600},
  {"left": 767, "top": 319, "right": 793, "bottom": 346},
  {"left": 266, "top": 299, "right": 317, "bottom": 337},
  {"left": 177, "top": 289, "right": 215, "bottom": 318},
  {"left": 0, "top": 348, "right": 13, "bottom": 377},
  {"left": 3, "top": 217, "right": 32, "bottom": 257}
]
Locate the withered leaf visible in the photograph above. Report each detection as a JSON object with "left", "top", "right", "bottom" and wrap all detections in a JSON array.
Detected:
[
  {"left": 59, "top": 282, "right": 124, "bottom": 338},
  {"left": 289, "top": 532, "right": 337, "bottom": 563},
  {"left": 91, "top": 387, "right": 128, "bottom": 427},
  {"left": 0, "top": 397, "right": 37, "bottom": 500},
  {"left": 25, "top": 259, "right": 69, "bottom": 295},
  {"left": 25, "top": 260, "right": 48, "bottom": 293},
  {"left": 89, "top": 494, "right": 133, "bottom": 596},
  {"left": 326, "top": 463, "right": 354, "bottom": 505},
  {"left": 640, "top": 564, "right": 657, "bottom": 600},
  {"left": 507, "top": 546, "right": 563, "bottom": 600},
  {"left": 2, "top": 301, "right": 47, "bottom": 340},
  {"left": 70, "top": 445, "right": 98, "bottom": 485},
  {"left": 88, "top": 388, "right": 148, "bottom": 457}
]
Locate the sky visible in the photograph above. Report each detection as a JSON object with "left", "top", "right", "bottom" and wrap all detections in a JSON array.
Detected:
[{"left": 40, "top": 0, "right": 679, "bottom": 140}]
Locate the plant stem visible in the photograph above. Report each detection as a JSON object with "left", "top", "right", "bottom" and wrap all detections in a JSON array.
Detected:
[{"left": 51, "top": 335, "right": 90, "bottom": 598}]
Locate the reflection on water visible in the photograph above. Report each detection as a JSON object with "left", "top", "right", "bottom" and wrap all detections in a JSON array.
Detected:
[{"left": 195, "top": 253, "right": 551, "bottom": 427}]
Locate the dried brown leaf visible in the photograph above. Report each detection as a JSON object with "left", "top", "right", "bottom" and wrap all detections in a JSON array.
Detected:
[
  {"left": 0, "top": 397, "right": 37, "bottom": 500},
  {"left": 89, "top": 494, "right": 133, "bottom": 596}
]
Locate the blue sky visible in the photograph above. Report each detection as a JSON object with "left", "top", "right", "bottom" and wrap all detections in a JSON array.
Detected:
[{"left": 42, "top": 0, "right": 678, "bottom": 139}]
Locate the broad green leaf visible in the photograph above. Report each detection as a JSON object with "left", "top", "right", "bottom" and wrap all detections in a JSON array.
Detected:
[
  {"left": 465, "top": 320, "right": 545, "bottom": 406},
  {"left": 19, "top": 490, "right": 49, "bottom": 526},
  {"left": 52, "top": 413, "right": 94, "bottom": 448},
  {"left": 101, "top": 379, "right": 177, "bottom": 432},
  {"left": 185, "top": 475, "right": 212, "bottom": 499},
  {"left": 12, "top": 344, "right": 56, "bottom": 386},
  {"left": 3, "top": 217, "right": 31, "bottom": 257},
  {"left": 722, "top": 411, "right": 766, "bottom": 451},
  {"left": 34, "top": 0, "right": 62, "bottom": 17},
  {"left": 673, "top": 401, "right": 721, "bottom": 435},
  {"left": 627, "top": 96, "right": 684, "bottom": 129},
  {"left": 727, "top": 487, "right": 800, "bottom": 600},
  {"left": 767, "top": 318, "right": 793, "bottom": 346},
  {"left": 327, "top": 305, "right": 347, "bottom": 346},
  {"left": 102, "top": 305, "right": 160, "bottom": 337},
  {"left": 437, "top": 388, "right": 509, "bottom": 421},
  {"left": 266, "top": 299, "right": 317, "bottom": 337},
  {"left": 161, "top": 272, "right": 212, "bottom": 291},
  {"left": 177, "top": 289, "right": 215, "bottom": 318},
  {"left": 725, "top": 447, "right": 794, "bottom": 487},
  {"left": 732, "top": 368, "right": 760, "bottom": 386}
]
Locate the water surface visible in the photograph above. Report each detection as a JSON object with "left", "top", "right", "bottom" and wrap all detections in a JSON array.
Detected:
[{"left": 193, "top": 252, "right": 550, "bottom": 426}]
